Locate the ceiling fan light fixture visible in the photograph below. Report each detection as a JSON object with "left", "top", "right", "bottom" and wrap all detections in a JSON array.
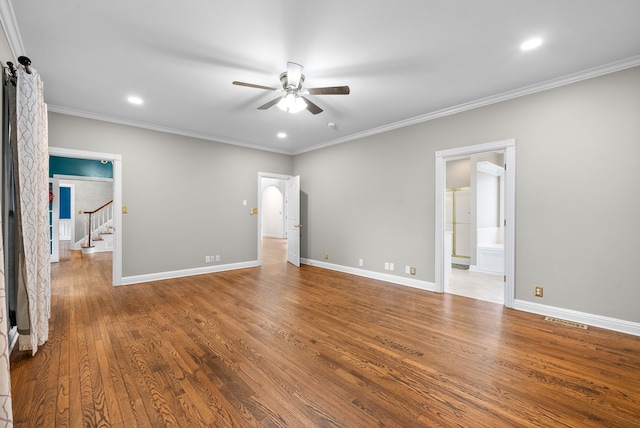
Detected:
[{"left": 277, "top": 93, "right": 307, "bottom": 113}]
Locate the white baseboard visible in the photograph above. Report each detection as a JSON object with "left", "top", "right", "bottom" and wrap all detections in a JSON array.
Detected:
[
  {"left": 451, "top": 257, "right": 469, "bottom": 265},
  {"left": 118, "top": 258, "right": 640, "bottom": 337},
  {"left": 121, "top": 260, "right": 260, "bottom": 286},
  {"left": 301, "top": 258, "right": 436, "bottom": 292},
  {"left": 514, "top": 299, "right": 640, "bottom": 337}
]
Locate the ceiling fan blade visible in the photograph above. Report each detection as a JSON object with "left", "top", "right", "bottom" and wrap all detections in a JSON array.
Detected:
[
  {"left": 302, "top": 97, "right": 323, "bottom": 115},
  {"left": 286, "top": 62, "right": 304, "bottom": 88},
  {"left": 257, "top": 97, "right": 283, "bottom": 110},
  {"left": 306, "top": 86, "right": 350, "bottom": 95},
  {"left": 232, "top": 81, "right": 279, "bottom": 91}
]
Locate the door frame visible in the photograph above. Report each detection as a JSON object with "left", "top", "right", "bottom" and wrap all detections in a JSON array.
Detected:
[
  {"left": 49, "top": 147, "right": 123, "bottom": 286},
  {"left": 257, "top": 172, "right": 292, "bottom": 265},
  {"left": 435, "top": 139, "right": 516, "bottom": 307},
  {"left": 49, "top": 178, "right": 60, "bottom": 263},
  {"left": 57, "top": 182, "right": 75, "bottom": 245}
]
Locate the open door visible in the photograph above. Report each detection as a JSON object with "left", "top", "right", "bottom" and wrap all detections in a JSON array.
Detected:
[
  {"left": 286, "top": 175, "right": 300, "bottom": 267},
  {"left": 49, "top": 178, "right": 60, "bottom": 263}
]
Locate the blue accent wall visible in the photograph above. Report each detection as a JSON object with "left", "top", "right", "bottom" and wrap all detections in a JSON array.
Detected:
[
  {"left": 49, "top": 156, "right": 113, "bottom": 179},
  {"left": 59, "top": 186, "right": 71, "bottom": 219}
]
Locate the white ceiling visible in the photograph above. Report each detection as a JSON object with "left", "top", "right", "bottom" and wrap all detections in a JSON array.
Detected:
[{"left": 6, "top": 0, "right": 640, "bottom": 154}]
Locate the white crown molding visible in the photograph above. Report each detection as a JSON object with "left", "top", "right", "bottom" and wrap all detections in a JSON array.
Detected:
[
  {"left": 120, "top": 260, "right": 260, "bottom": 286},
  {"left": 0, "top": 0, "right": 24, "bottom": 59},
  {"left": 294, "top": 55, "right": 640, "bottom": 155},
  {"left": 514, "top": 299, "right": 640, "bottom": 337},
  {"left": 50, "top": 56, "right": 640, "bottom": 157},
  {"left": 47, "top": 105, "right": 295, "bottom": 156},
  {"left": 10, "top": 0, "right": 638, "bottom": 159}
]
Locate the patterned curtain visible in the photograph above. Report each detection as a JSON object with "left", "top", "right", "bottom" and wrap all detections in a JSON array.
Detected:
[{"left": 14, "top": 67, "right": 50, "bottom": 355}]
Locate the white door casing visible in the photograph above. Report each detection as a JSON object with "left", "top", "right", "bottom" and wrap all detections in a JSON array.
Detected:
[
  {"left": 48, "top": 147, "right": 123, "bottom": 286},
  {"left": 435, "top": 139, "right": 516, "bottom": 307},
  {"left": 49, "top": 178, "right": 60, "bottom": 263},
  {"left": 286, "top": 175, "right": 301, "bottom": 267}
]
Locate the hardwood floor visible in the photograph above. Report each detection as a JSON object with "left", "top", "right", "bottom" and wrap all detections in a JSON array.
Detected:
[{"left": 10, "top": 244, "right": 640, "bottom": 427}]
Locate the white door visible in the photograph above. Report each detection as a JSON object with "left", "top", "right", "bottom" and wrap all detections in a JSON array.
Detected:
[
  {"left": 286, "top": 175, "right": 300, "bottom": 267},
  {"left": 49, "top": 178, "right": 60, "bottom": 263}
]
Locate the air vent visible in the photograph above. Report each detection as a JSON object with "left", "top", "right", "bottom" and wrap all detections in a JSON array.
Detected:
[{"left": 544, "top": 316, "right": 588, "bottom": 330}]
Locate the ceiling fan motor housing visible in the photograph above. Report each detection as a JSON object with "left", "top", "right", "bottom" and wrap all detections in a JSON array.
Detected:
[{"left": 280, "top": 72, "right": 305, "bottom": 90}]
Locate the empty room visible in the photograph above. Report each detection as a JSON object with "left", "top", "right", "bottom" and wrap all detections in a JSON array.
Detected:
[{"left": 1, "top": 1, "right": 640, "bottom": 426}]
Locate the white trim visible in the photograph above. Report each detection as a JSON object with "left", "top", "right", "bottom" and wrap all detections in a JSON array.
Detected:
[
  {"left": 257, "top": 172, "right": 293, "bottom": 265},
  {"left": 514, "top": 300, "right": 640, "bottom": 337},
  {"left": 48, "top": 146, "right": 123, "bottom": 286},
  {"left": 294, "top": 56, "right": 640, "bottom": 155},
  {"left": 54, "top": 174, "right": 113, "bottom": 183},
  {"left": 48, "top": 105, "right": 293, "bottom": 156},
  {"left": 121, "top": 261, "right": 260, "bottom": 286},
  {"left": 3, "top": 0, "right": 638, "bottom": 160},
  {"left": 58, "top": 183, "right": 75, "bottom": 245},
  {"left": 35, "top": 53, "right": 640, "bottom": 158},
  {"left": 48, "top": 146, "right": 122, "bottom": 162},
  {"left": 435, "top": 139, "right": 516, "bottom": 307},
  {"left": 301, "top": 258, "right": 436, "bottom": 292},
  {"left": 49, "top": 178, "right": 60, "bottom": 263},
  {"left": 0, "top": 0, "right": 24, "bottom": 59}
]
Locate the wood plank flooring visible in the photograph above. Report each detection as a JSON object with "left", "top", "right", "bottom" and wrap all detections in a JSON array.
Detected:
[{"left": 10, "top": 239, "right": 640, "bottom": 427}]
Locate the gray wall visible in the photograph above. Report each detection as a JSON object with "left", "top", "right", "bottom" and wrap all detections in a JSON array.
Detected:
[
  {"left": 48, "top": 113, "right": 293, "bottom": 276},
  {"left": 45, "top": 65, "right": 640, "bottom": 324},
  {"left": 59, "top": 179, "right": 113, "bottom": 243},
  {"left": 294, "top": 66, "right": 640, "bottom": 323},
  {"left": 446, "top": 159, "right": 470, "bottom": 189},
  {"left": 261, "top": 177, "right": 286, "bottom": 238}
]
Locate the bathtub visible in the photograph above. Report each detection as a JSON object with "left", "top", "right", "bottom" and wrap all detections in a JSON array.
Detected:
[{"left": 477, "top": 244, "right": 504, "bottom": 275}]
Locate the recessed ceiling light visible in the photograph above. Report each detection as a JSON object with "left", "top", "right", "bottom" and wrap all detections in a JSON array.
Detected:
[
  {"left": 277, "top": 132, "right": 287, "bottom": 139},
  {"left": 520, "top": 37, "right": 543, "bottom": 51},
  {"left": 127, "top": 96, "right": 143, "bottom": 105}
]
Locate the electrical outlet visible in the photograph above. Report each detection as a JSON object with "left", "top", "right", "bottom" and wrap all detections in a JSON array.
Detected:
[
  {"left": 384, "top": 262, "right": 389, "bottom": 270},
  {"left": 358, "top": 259, "right": 363, "bottom": 267},
  {"left": 205, "top": 256, "right": 210, "bottom": 263},
  {"left": 324, "top": 252, "right": 329, "bottom": 260},
  {"left": 215, "top": 255, "right": 220, "bottom": 262},
  {"left": 534, "top": 286, "right": 543, "bottom": 297},
  {"left": 410, "top": 267, "right": 416, "bottom": 275},
  {"left": 405, "top": 265, "right": 410, "bottom": 274},
  {"left": 389, "top": 262, "right": 394, "bottom": 271}
]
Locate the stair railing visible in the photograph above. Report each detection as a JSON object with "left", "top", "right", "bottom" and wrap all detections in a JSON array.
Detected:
[{"left": 82, "top": 200, "right": 113, "bottom": 248}]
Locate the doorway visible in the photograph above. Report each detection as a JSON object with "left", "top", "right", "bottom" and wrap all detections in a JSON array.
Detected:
[
  {"left": 435, "top": 139, "right": 516, "bottom": 307},
  {"left": 48, "top": 147, "right": 123, "bottom": 285},
  {"left": 53, "top": 176, "right": 113, "bottom": 260},
  {"left": 260, "top": 175, "right": 287, "bottom": 265},
  {"left": 257, "top": 172, "right": 299, "bottom": 267}
]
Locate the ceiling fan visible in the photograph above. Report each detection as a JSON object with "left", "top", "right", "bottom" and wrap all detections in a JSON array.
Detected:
[{"left": 232, "top": 62, "right": 350, "bottom": 115}]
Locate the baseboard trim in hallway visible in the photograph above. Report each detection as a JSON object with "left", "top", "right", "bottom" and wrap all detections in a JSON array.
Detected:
[{"left": 121, "top": 260, "right": 260, "bottom": 286}]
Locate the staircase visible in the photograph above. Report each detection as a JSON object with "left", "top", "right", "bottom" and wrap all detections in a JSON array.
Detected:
[{"left": 78, "top": 200, "right": 114, "bottom": 254}]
